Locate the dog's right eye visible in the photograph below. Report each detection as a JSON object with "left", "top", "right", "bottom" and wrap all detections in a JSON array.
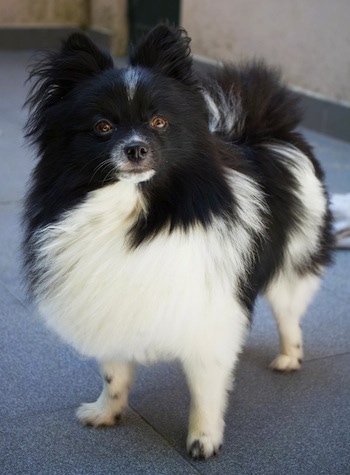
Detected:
[{"left": 94, "top": 120, "right": 114, "bottom": 136}]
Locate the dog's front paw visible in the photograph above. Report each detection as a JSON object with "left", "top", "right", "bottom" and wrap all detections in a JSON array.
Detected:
[
  {"left": 269, "top": 354, "right": 302, "bottom": 372},
  {"left": 187, "top": 433, "right": 223, "bottom": 460},
  {"left": 76, "top": 402, "right": 123, "bottom": 428}
]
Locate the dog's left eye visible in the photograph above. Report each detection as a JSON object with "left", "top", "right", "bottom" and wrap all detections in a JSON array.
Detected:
[
  {"left": 150, "top": 116, "right": 168, "bottom": 130},
  {"left": 94, "top": 120, "right": 114, "bottom": 136}
]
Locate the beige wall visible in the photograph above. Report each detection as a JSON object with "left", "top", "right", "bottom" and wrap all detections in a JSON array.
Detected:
[
  {"left": 90, "top": 0, "right": 128, "bottom": 57},
  {"left": 0, "top": 0, "right": 128, "bottom": 55},
  {"left": 0, "top": 0, "right": 86, "bottom": 25},
  {"left": 2, "top": 0, "right": 349, "bottom": 100},
  {"left": 181, "top": 0, "right": 350, "bottom": 103}
]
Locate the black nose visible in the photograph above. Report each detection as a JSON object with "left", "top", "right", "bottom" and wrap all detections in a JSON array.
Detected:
[{"left": 124, "top": 142, "right": 149, "bottom": 162}]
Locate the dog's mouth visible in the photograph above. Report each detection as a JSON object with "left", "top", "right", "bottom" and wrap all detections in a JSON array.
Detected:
[
  {"left": 117, "top": 167, "right": 156, "bottom": 183},
  {"left": 117, "top": 161, "right": 156, "bottom": 183}
]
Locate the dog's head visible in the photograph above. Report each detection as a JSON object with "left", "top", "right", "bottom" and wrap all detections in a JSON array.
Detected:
[{"left": 25, "top": 25, "right": 211, "bottom": 188}]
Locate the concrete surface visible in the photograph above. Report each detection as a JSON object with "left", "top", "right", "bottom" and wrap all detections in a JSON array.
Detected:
[{"left": 0, "top": 50, "right": 349, "bottom": 474}]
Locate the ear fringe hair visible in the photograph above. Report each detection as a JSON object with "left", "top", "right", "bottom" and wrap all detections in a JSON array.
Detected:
[
  {"left": 129, "top": 24, "right": 197, "bottom": 86},
  {"left": 24, "top": 33, "right": 113, "bottom": 143}
]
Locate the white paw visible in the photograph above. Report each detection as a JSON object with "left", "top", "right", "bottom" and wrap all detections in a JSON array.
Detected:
[
  {"left": 187, "top": 432, "right": 223, "bottom": 460},
  {"left": 269, "top": 354, "right": 302, "bottom": 372},
  {"left": 76, "top": 402, "right": 122, "bottom": 427}
]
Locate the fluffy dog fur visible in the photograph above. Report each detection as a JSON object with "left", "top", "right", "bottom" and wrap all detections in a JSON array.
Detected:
[{"left": 23, "top": 25, "right": 333, "bottom": 459}]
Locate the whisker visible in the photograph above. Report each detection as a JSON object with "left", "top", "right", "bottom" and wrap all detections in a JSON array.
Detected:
[
  {"left": 101, "top": 168, "right": 117, "bottom": 186},
  {"left": 89, "top": 158, "right": 115, "bottom": 184},
  {"left": 78, "top": 147, "right": 110, "bottom": 177}
]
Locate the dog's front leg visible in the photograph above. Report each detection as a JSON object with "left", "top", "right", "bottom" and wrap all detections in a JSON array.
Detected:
[
  {"left": 183, "top": 355, "right": 236, "bottom": 460},
  {"left": 77, "top": 360, "right": 135, "bottom": 427}
]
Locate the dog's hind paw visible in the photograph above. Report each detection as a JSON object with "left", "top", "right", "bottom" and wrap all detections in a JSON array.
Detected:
[
  {"left": 187, "top": 434, "right": 223, "bottom": 460},
  {"left": 269, "top": 354, "right": 302, "bottom": 372},
  {"left": 76, "top": 402, "right": 122, "bottom": 428}
]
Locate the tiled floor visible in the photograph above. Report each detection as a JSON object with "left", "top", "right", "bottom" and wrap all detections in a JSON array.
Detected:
[{"left": 0, "top": 50, "right": 349, "bottom": 474}]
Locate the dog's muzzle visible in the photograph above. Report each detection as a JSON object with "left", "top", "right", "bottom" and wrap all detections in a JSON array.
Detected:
[{"left": 113, "top": 138, "right": 156, "bottom": 183}]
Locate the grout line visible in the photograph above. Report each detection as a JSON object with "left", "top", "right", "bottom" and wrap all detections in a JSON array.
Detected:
[
  {"left": 0, "top": 403, "right": 81, "bottom": 425},
  {"left": 0, "top": 201, "right": 22, "bottom": 205},
  {"left": 304, "top": 351, "right": 350, "bottom": 364},
  {"left": 0, "top": 280, "right": 31, "bottom": 311},
  {"left": 1, "top": 399, "right": 201, "bottom": 473},
  {"left": 87, "top": 364, "right": 201, "bottom": 469},
  {"left": 128, "top": 402, "right": 202, "bottom": 474},
  {"left": 0, "top": 363, "right": 101, "bottom": 424}
]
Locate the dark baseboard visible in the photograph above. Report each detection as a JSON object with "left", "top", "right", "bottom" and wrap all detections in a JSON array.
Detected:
[
  {"left": 1, "top": 26, "right": 349, "bottom": 143},
  {"left": 0, "top": 25, "right": 111, "bottom": 50},
  {"left": 296, "top": 90, "right": 350, "bottom": 143}
]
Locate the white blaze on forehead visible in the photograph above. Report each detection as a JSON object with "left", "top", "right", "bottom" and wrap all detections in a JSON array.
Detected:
[{"left": 123, "top": 68, "right": 141, "bottom": 101}]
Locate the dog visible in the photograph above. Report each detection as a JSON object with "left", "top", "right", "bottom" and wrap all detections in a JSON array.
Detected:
[{"left": 23, "top": 24, "right": 333, "bottom": 459}]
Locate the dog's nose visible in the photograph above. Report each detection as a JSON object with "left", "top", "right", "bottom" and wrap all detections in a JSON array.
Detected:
[{"left": 124, "top": 142, "right": 149, "bottom": 162}]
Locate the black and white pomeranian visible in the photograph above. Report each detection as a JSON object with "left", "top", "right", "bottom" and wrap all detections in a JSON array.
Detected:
[{"left": 23, "top": 24, "right": 333, "bottom": 459}]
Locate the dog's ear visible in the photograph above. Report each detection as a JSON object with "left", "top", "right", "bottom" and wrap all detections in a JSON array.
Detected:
[
  {"left": 129, "top": 24, "right": 196, "bottom": 86},
  {"left": 25, "top": 33, "right": 114, "bottom": 141},
  {"left": 26, "top": 33, "right": 113, "bottom": 110},
  {"left": 58, "top": 33, "right": 114, "bottom": 83}
]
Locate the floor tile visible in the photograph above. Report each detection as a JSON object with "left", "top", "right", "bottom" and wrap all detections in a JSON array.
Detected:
[
  {"left": 130, "top": 354, "right": 350, "bottom": 475},
  {"left": 0, "top": 409, "right": 198, "bottom": 475},
  {"left": 0, "top": 285, "right": 100, "bottom": 420},
  {"left": 0, "top": 49, "right": 349, "bottom": 475}
]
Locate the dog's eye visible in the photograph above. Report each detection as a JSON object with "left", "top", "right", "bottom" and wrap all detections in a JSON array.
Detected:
[
  {"left": 94, "top": 120, "right": 114, "bottom": 136},
  {"left": 150, "top": 116, "right": 168, "bottom": 130}
]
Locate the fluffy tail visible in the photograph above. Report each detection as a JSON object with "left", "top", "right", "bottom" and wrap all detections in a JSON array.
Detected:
[{"left": 202, "top": 61, "right": 302, "bottom": 145}]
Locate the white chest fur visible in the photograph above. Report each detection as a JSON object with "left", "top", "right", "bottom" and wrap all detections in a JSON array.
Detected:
[{"left": 32, "top": 178, "right": 263, "bottom": 363}]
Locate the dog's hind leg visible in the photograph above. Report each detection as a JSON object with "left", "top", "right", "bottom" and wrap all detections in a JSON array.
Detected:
[
  {"left": 76, "top": 360, "right": 135, "bottom": 427},
  {"left": 265, "top": 271, "right": 321, "bottom": 371}
]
